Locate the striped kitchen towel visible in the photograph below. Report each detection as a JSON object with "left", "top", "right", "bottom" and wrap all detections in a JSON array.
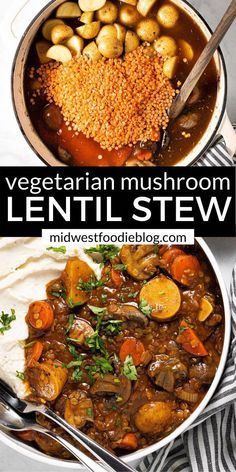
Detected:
[
  {"left": 194, "top": 128, "right": 236, "bottom": 167},
  {"left": 137, "top": 266, "right": 236, "bottom": 472}
]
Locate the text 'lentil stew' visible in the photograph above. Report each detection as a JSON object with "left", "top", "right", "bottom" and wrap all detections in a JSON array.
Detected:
[
  {"left": 17, "top": 243, "right": 224, "bottom": 459},
  {"left": 24, "top": 0, "right": 218, "bottom": 167}
]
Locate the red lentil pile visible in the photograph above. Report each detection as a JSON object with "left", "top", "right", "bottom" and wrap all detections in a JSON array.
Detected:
[{"left": 38, "top": 46, "right": 175, "bottom": 151}]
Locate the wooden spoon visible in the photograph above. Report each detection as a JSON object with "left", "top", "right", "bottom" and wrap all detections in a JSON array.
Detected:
[{"left": 169, "top": 0, "right": 236, "bottom": 120}]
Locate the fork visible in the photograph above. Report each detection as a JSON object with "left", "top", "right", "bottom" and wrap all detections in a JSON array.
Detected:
[{"left": 0, "top": 380, "right": 136, "bottom": 472}]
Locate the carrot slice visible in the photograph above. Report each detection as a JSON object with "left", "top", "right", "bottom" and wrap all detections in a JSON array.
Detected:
[
  {"left": 119, "top": 338, "right": 145, "bottom": 366},
  {"left": 136, "top": 150, "right": 152, "bottom": 161},
  {"left": 170, "top": 255, "right": 200, "bottom": 285},
  {"left": 113, "top": 433, "right": 138, "bottom": 450},
  {"left": 162, "top": 248, "right": 184, "bottom": 265},
  {"left": 27, "top": 301, "right": 54, "bottom": 330},
  {"left": 26, "top": 341, "right": 44, "bottom": 368},
  {"left": 111, "top": 268, "right": 124, "bottom": 288},
  {"left": 177, "top": 320, "right": 208, "bottom": 356},
  {"left": 139, "top": 275, "right": 181, "bottom": 321},
  {"left": 17, "top": 431, "right": 34, "bottom": 442}
]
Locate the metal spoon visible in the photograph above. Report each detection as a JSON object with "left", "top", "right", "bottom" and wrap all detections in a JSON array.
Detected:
[
  {"left": 0, "top": 398, "right": 108, "bottom": 472},
  {"left": 169, "top": 0, "right": 236, "bottom": 120}
]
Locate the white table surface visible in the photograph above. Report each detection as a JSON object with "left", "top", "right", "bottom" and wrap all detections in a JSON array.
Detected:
[{"left": 0, "top": 237, "right": 235, "bottom": 471}]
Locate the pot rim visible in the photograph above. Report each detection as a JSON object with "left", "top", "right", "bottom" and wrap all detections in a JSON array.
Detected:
[
  {"left": 11, "top": 0, "right": 227, "bottom": 167},
  {"left": 0, "top": 237, "right": 231, "bottom": 468}
]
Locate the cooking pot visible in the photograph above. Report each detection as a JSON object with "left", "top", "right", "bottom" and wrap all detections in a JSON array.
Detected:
[
  {"left": 11, "top": 0, "right": 236, "bottom": 167},
  {"left": 0, "top": 237, "right": 231, "bottom": 469}
]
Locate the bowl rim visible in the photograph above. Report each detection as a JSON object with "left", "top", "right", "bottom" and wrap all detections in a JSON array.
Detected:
[
  {"left": 11, "top": 0, "right": 227, "bottom": 168},
  {"left": 0, "top": 237, "right": 231, "bottom": 468}
]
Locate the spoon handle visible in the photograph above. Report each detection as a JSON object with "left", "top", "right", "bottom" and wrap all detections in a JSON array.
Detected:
[
  {"left": 169, "top": 0, "right": 236, "bottom": 119},
  {"left": 42, "top": 429, "right": 108, "bottom": 472},
  {"left": 42, "top": 407, "right": 136, "bottom": 472}
]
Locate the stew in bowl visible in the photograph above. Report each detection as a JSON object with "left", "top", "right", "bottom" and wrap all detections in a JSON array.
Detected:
[
  {"left": 24, "top": 0, "right": 219, "bottom": 167},
  {"left": 11, "top": 242, "right": 225, "bottom": 459}
]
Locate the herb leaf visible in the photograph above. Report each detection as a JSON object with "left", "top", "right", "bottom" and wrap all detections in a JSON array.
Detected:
[
  {"left": 85, "top": 245, "right": 120, "bottom": 263},
  {"left": 122, "top": 355, "right": 137, "bottom": 381},
  {"left": 86, "top": 332, "right": 107, "bottom": 356},
  {"left": 0, "top": 309, "right": 16, "bottom": 335},
  {"left": 47, "top": 246, "right": 67, "bottom": 254},
  {"left": 67, "top": 298, "right": 83, "bottom": 309},
  {"left": 16, "top": 371, "right": 25, "bottom": 380},
  {"left": 100, "top": 319, "right": 123, "bottom": 335},
  {"left": 63, "top": 346, "right": 83, "bottom": 382},
  {"left": 77, "top": 276, "right": 104, "bottom": 292},
  {"left": 88, "top": 305, "right": 106, "bottom": 316},
  {"left": 139, "top": 299, "right": 152, "bottom": 318},
  {"left": 113, "top": 264, "right": 127, "bottom": 272},
  {"left": 65, "top": 314, "right": 75, "bottom": 335},
  {"left": 127, "top": 291, "right": 139, "bottom": 299},
  {"left": 50, "top": 287, "right": 67, "bottom": 299}
]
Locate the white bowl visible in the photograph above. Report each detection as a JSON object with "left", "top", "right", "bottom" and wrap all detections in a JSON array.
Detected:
[
  {"left": 0, "top": 237, "right": 231, "bottom": 469},
  {"left": 11, "top": 0, "right": 236, "bottom": 166}
]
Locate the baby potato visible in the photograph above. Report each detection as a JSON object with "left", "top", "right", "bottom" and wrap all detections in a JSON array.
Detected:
[
  {"left": 134, "top": 401, "right": 173, "bottom": 434},
  {"left": 56, "top": 2, "right": 81, "bottom": 18},
  {"left": 125, "top": 30, "right": 140, "bottom": 53},
  {"left": 47, "top": 44, "right": 72, "bottom": 63},
  {"left": 98, "top": 36, "right": 123, "bottom": 58},
  {"left": 96, "top": 24, "right": 117, "bottom": 44},
  {"left": 95, "top": 1, "right": 118, "bottom": 23},
  {"left": 66, "top": 35, "right": 84, "bottom": 56},
  {"left": 178, "top": 39, "right": 194, "bottom": 62},
  {"left": 42, "top": 19, "right": 64, "bottom": 41},
  {"left": 79, "top": 0, "right": 106, "bottom": 11},
  {"left": 83, "top": 41, "right": 102, "bottom": 60},
  {"left": 157, "top": 4, "right": 179, "bottom": 29},
  {"left": 114, "top": 23, "right": 126, "bottom": 42},
  {"left": 36, "top": 41, "right": 51, "bottom": 64},
  {"left": 76, "top": 21, "right": 101, "bottom": 39},
  {"left": 120, "top": 0, "right": 137, "bottom": 5},
  {"left": 119, "top": 4, "right": 141, "bottom": 27},
  {"left": 136, "top": 18, "right": 160, "bottom": 43},
  {"left": 80, "top": 11, "right": 94, "bottom": 23},
  {"left": 137, "top": 0, "right": 157, "bottom": 17},
  {"left": 51, "top": 24, "right": 74, "bottom": 45},
  {"left": 154, "top": 35, "right": 177, "bottom": 57},
  {"left": 163, "top": 55, "right": 179, "bottom": 78}
]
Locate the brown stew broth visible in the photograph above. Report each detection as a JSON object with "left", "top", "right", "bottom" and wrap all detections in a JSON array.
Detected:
[
  {"left": 24, "top": 0, "right": 218, "bottom": 166},
  {"left": 20, "top": 244, "right": 224, "bottom": 458}
]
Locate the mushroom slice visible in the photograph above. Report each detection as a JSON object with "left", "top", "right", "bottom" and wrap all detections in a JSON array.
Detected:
[
  {"left": 120, "top": 245, "right": 160, "bottom": 281},
  {"left": 107, "top": 303, "right": 148, "bottom": 327},
  {"left": 56, "top": 2, "right": 81, "bottom": 18},
  {"left": 79, "top": 0, "right": 106, "bottom": 12},
  {"left": 148, "top": 354, "right": 188, "bottom": 392},
  {"left": 47, "top": 45, "right": 72, "bottom": 63},
  {"left": 90, "top": 374, "right": 131, "bottom": 405},
  {"left": 68, "top": 318, "right": 95, "bottom": 346}
]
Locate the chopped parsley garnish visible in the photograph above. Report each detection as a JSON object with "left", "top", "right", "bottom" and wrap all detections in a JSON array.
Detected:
[
  {"left": 67, "top": 298, "right": 83, "bottom": 309},
  {"left": 77, "top": 276, "right": 104, "bottom": 292},
  {"left": 122, "top": 355, "right": 138, "bottom": 381},
  {"left": 50, "top": 287, "right": 67, "bottom": 299},
  {"left": 139, "top": 299, "right": 152, "bottom": 318},
  {"left": 85, "top": 245, "right": 120, "bottom": 263},
  {"left": 178, "top": 325, "right": 188, "bottom": 333},
  {"left": 94, "top": 357, "right": 113, "bottom": 374},
  {"left": 88, "top": 305, "right": 106, "bottom": 316},
  {"left": 127, "top": 291, "right": 139, "bottom": 299},
  {"left": 113, "top": 264, "right": 127, "bottom": 272},
  {"left": 47, "top": 246, "right": 67, "bottom": 254},
  {"left": 86, "top": 407, "right": 93, "bottom": 418},
  {"left": 63, "top": 344, "right": 83, "bottom": 382},
  {"left": 86, "top": 332, "right": 107, "bottom": 356},
  {"left": 0, "top": 309, "right": 16, "bottom": 335},
  {"left": 100, "top": 319, "right": 123, "bottom": 335},
  {"left": 65, "top": 314, "right": 75, "bottom": 335},
  {"left": 101, "top": 293, "right": 108, "bottom": 304},
  {"left": 16, "top": 371, "right": 25, "bottom": 380},
  {"left": 19, "top": 340, "right": 36, "bottom": 349}
]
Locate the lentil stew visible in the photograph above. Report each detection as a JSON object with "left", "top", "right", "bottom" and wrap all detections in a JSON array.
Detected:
[
  {"left": 24, "top": 0, "right": 218, "bottom": 167},
  {"left": 17, "top": 243, "right": 224, "bottom": 458}
]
